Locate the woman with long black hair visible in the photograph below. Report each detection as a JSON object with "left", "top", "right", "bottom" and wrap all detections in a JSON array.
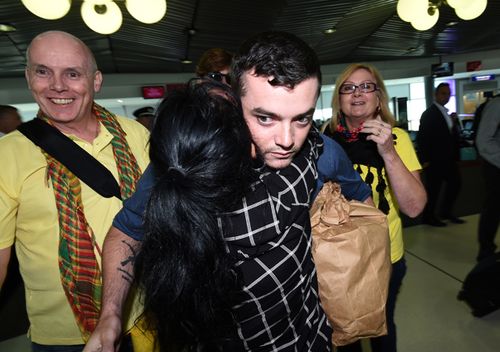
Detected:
[{"left": 134, "top": 80, "right": 254, "bottom": 351}]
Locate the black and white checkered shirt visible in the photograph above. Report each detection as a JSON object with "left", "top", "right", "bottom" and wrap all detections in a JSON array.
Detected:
[{"left": 220, "top": 130, "right": 332, "bottom": 351}]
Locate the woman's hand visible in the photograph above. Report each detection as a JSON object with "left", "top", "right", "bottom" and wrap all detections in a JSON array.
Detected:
[
  {"left": 362, "top": 115, "right": 426, "bottom": 217},
  {"left": 361, "top": 115, "right": 396, "bottom": 157}
]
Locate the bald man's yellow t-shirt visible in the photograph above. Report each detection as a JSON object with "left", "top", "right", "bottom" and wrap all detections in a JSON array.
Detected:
[{"left": 0, "top": 115, "right": 149, "bottom": 345}]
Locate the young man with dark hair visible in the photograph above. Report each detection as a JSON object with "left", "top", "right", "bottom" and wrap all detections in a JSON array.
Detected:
[{"left": 85, "top": 31, "right": 372, "bottom": 352}]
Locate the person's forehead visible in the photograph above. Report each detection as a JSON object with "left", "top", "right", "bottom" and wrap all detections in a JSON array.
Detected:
[
  {"left": 30, "top": 35, "right": 90, "bottom": 68},
  {"left": 241, "top": 71, "right": 319, "bottom": 94},
  {"left": 241, "top": 73, "right": 318, "bottom": 117},
  {"left": 345, "top": 68, "right": 374, "bottom": 81}
]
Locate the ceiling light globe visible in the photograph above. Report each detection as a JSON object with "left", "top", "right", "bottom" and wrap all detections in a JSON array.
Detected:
[
  {"left": 126, "top": 0, "right": 167, "bottom": 24},
  {"left": 454, "top": 0, "right": 487, "bottom": 20},
  {"left": 397, "top": 0, "right": 428, "bottom": 23},
  {"left": 21, "top": 0, "right": 71, "bottom": 20},
  {"left": 411, "top": 8, "right": 439, "bottom": 31},
  {"left": 81, "top": 0, "right": 123, "bottom": 35},
  {"left": 0, "top": 23, "right": 17, "bottom": 32},
  {"left": 447, "top": 0, "right": 468, "bottom": 9}
]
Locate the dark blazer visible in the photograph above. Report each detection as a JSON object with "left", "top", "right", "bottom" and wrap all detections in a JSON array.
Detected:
[{"left": 417, "top": 103, "right": 460, "bottom": 165}]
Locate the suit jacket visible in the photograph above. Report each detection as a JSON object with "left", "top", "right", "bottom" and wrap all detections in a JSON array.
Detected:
[{"left": 417, "top": 103, "right": 460, "bottom": 165}]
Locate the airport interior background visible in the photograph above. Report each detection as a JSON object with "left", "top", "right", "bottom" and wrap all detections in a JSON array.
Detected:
[{"left": 1, "top": 0, "right": 500, "bottom": 351}]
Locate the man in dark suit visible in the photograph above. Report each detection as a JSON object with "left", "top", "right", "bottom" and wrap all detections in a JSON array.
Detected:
[{"left": 417, "top": 82, "right": 464, "bottom": 227}]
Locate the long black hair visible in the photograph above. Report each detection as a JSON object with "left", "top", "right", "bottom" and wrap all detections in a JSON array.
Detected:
[{"left": 134, "top": 80, "right": 253, "bottom": 351}]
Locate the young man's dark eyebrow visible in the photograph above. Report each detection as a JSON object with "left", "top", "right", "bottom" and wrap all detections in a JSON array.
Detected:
[
  {"left": 292, "top": 108, "right": 316, "bottom": 121},
  {"left": 251, "top": 107, "right": 276, "bottom": 117},
  {"left": 251, "top": 107, "right": 315, "bottom": 120}
]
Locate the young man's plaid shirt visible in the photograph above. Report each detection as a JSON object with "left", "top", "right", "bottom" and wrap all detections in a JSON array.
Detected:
[{"left": 220, "top": 129, "right": 332, "bottom": 351}]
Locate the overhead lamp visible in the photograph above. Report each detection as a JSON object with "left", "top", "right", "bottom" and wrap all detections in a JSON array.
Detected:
[
  {"left": 397, "top": 0, "right": 488, "bottom": 31},
  {"left": 396, "top": 0, "right": 428, "bottom": 22},
  {"left": 452, "top": 0, "right": 488, "bottom": 21},
  {"left": 411, "top": 6, "right": 439, "bottom": 31},
  {"left": 21, "top": 0, "right": 71, "bottom": 20},
  {"left": 126, "top": 0, "right": 167, "bottom": 24},
  {"left": 21, "top": 0, "right": 168, "bottom": 35},
  {"left": 81, "top": 0, "right": 123, "bottom": 35},
  {"left": 186, "top": 27, "right": 197, "bottom": 36},
  {"left": 0, "top": 23, "right": 17, "bottom": 32},
  {"left": 323, "top": 27, "right": 337, "bottom": 35}
]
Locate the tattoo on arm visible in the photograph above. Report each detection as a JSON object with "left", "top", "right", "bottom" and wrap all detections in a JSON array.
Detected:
[
  {"left": 117, "top": 240, "right": 137, "bottom": 283},
  {"left": 118, "top": 268, "right": 134, "bottom": 284}
]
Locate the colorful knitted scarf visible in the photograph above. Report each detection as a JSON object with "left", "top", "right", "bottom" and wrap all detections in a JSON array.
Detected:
[
  {"left": 38, "top": 103, "right": 142, "bottom": 340},
  {"left": 335, "top": 115, "right": 365, "bottom": 142}
]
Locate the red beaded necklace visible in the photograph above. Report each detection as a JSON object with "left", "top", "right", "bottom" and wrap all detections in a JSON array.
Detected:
[{"left": 336, "top": 116, "right": 364, "bottom": 142}]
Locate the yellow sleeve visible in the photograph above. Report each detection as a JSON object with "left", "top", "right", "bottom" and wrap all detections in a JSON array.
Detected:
[
  {"left": 0, "top": 134, "right": 22, "bottom": 249},
  {"left": 394, "top": 128, "right": 421, "bottom": 172}
]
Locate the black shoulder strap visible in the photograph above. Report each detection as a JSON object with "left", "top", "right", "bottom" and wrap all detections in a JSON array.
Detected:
[{"left": 18, "top": 118, "right": 121, "bottom": 199}]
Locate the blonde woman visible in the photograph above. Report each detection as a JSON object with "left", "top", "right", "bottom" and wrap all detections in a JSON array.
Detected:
[{"left": 324, "top": 63, "right": 427, "bottom": 352}]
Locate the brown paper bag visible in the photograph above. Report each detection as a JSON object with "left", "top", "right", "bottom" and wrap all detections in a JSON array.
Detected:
[{"left": 310, "top": 182, "right": 391, "bottom": 346}]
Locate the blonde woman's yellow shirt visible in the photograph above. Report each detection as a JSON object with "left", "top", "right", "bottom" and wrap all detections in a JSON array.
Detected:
[{"left": 352, "top": 128, "right": 421, "bottom": 263}]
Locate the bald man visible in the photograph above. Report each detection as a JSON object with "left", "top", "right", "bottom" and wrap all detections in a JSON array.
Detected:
[{"left": 0, "top": 31, "right": 150, "bottom": 352}]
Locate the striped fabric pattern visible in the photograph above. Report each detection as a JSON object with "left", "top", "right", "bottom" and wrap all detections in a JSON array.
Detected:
[
  {"left": 93, "top": 103, "right": 142, "bottom": 199},
  {"left": 46, "top": 157, "right": 103, "bottom": 340},
  {"left": 39, "top": 103, "right": 142, "bottom": 340}
]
